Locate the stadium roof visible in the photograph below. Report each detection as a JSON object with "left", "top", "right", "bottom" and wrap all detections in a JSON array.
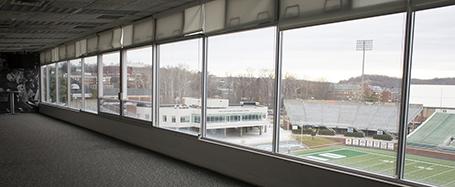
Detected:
[
  {"left": 407, "top": 112, "right": 455, "bottom": 152},
  {"left": 284, "top": 99, "right": 423, "bottom": 133}
]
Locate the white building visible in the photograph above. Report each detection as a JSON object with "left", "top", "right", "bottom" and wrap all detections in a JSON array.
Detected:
[{"left": 140, "top": 97, "right": 270, "bottom": 135}]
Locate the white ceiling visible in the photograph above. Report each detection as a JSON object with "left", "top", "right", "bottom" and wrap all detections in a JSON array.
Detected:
[{"left": 0, "top": 0, "right": 196, "bottom": 52}]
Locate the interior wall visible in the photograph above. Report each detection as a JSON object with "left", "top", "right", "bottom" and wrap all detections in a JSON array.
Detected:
[
  {"left": 39, "top": 104, "right": 405, "bottom": 187},
  {"left": 0, "top": 53, "right": 39, "bottom": 113}
]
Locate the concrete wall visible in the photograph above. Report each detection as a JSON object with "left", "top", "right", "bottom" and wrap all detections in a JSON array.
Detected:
[{"left": 39, "top": 104, "right": 408, "bottom": 187}]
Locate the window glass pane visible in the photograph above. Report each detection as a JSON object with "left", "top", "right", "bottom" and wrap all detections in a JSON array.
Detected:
[
  {"left": 159, "top": 38, "right": 202, "bottom": 134},
  {"left": 83, "top": 56, "right": 98, "bottom": 113},
  {"left": 49, "top": 64, "right": 57, "bottom": 103},
  {"left": 207, "top": 27, "right": 275, "bottom": 149},
  {"left": 280, "top": 13, "right": 405, "bottom": 176},
  {"left": 405, "top": 6, "right": 455, "bottom": 186},
  {"left": 57, "top": 61, "right": 68, "bottom": 106},
  {"left": 69, "top": 59, "right": 82, "bottom": 109},
  {"left": 123, "top": 46, "right": 153, "bottom": 121},
  {"left": 40, "top": 66, "right": 47, "bottom": 102},
  {"left": 100, "top": 52, "right": 120, "bottom": 115}
]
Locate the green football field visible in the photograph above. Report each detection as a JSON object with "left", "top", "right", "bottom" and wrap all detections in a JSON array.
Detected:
[{"left": 292, "top": 146, "right": 455, "bottom": 187}]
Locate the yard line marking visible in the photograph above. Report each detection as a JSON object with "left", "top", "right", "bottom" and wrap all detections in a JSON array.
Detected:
[
  {"left": 406, "top": 164, "right": 431, "bottom": 176},
  {"left": 319, "top": 153, "right": 346, "bottom": 159},
  {"left": 421, "top": 168, "right": 455, "bottom": 181},
  {"left": 299, "top": 148, "right": 347, "bottom": 156},
  {"left": 442, "top": 177, "right": 455, "bottom": 187},
  {"left": 306, "top": 155, "right": 329, "bottom": 161}
]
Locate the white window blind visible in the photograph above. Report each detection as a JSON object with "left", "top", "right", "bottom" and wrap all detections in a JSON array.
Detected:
[
  {"left": 122, "top": 24, "right": 133, "bottom": 47},
  {"left": 226, "top": 0, "right": 275, "bottom": 27},
  {"left": 412, "top": 0, "right": 453, "bottom": 10},
  {"left": 52, "top": 48, "right": 59, "bottom": 62},
  {"left": 205, "top": 0, "right": 226, "bottom": 33},
  {"left": 133, "top": 19, "right": 154, "bottom": 44},
  {"left": 184, "top": 5, "right": 203, "bottom": 34},
  {"left": 40, "top": 52, "right": 45, "bottom": 64},
  {"left": 66, "top": 43, "right": 76, "bottom": 59},
  {"left": 45, "top": 50, "right": 52, "bottom": 64},
  {"left": 58, "top": 45, "right": 66, "bottom": 60},
  {"left": 80, "top": 39, "right": 87, "bottom": 56},
  {"left": 280, "top": 0, "right": 405, "bottom": 29},
  {"left": 112, "top": 28, "right": 122, "bottom": 48},
  {"left": 156, "top": 12, "right": 183, "bottom": 40},
  {"left": 98, "top": 30, "right": 113, "bottom": 51},
  {"left": 87, "top": 36, "right": 98, "bottom": 53}
]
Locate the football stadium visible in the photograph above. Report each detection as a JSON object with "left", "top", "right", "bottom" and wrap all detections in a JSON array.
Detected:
[{"left": 283, "top": 99, "right": 455, "bottom": 186}]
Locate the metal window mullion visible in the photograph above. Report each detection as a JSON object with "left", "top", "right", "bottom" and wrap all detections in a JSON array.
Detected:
[
  {"left": 200, "top": 36, "right": 208, "bottom": 138},
  {"left": 272, "top": 27, "right": 283, "bottom": 153},
  {"left": 97, "top": 55, "right": 103, "bottom": 114},
  {"left": 120, "top": 50, "right": 126, "bottom": 116},
  {"left": 67, "top": 60, "right": 71, "bottom": 107},
  {"left": 395, "top": 0, "right": 415, "bottom": 179},
  {"left": 153, "top": 45, "right": 160, "bottom": 127},
  {"left": 46, "top": 66, "right": 50, "bottom": 102},
  {"left": 81, "top": 58, "right": 86, "bottom": 109},
  {"left": 40, "top": 66, "right": 44, "bottom": 102},
  {"left": 56, "top": 63, "right": 60, "bottom": 104}
]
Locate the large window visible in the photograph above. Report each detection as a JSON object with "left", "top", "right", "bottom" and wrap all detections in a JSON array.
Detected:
[
  {"left": 207, "top": 27, "right": 276, "bottom": 149},
  {"left": 83, "top": 56, "right": 98, "bottom": 113},
  {"left": 158, "top": 38, "right": 202, "bottom": 134},
  {"left": 48, "top": 63, "right": 57, "bottom": 103},
  {"left": 100, "top": 52, "right": 121, "bottom": 115},
  {"left": 57, "top": 61, "right": 68, "bottom": 106},
  {"left": 405, "top": 6, "right": 455, "bottom": 187},
  {"left": 279, "top": 13, "right": 405, "bottom": 176},
  {"left": 69, "top": 59, "right": 82, "bottom": 109},
  {"left": 123, "top": 46, "right": 153, "bottom": 121},
  {"left": 40, "top": 65, "right": 48, "bottom": 102}
]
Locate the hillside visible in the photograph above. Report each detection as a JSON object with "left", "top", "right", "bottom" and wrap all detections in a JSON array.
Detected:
[{"left": 339, "top": 75, "right": 455, "bottom": 89}]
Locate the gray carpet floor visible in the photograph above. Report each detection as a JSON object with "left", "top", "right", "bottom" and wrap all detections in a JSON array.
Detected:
[{"left": 0, "top": 113, "right": 251, "bottom": 187}]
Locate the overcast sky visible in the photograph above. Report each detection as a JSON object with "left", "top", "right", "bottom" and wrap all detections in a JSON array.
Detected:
[{"left": 122, "top": 5, "right": 455, "bottom": 83}]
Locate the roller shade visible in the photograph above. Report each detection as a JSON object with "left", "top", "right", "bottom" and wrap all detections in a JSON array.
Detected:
[
  {"left": 112, "top": 28, "right": 122, "bottom": 48},
  {"left": 87, "top": 35, "right": 98, "bottom": 54},
  {"left": 58, "top": 45, "right": 66, "bottom": 60},
  {"left": 412, "top": 0, "right": 455, "bottom": 10},
  {"left": 51, "top": 47, "right": 59, "bottom": 62},
  {"left": 226, "top": 0, "right": 275, "bottom": 28},
  {"left": 205, "top": 0, "right": 226, "bottom": 33},
  {"left": 184, "top": 5, "right": 203, "bottom": 34},
  {"left": 122, "top": 24, "right": 133, "bottom": 47},
  {"left": 45, "top": 50, "right": 52, "bottom": 64},
  {"left": 279, "top": 0, "right": 405, "bottom": 30},
  {"left": 98, "top": 30, "right": 113, "bottom": 51},
  {"left": 133, "top": 18, "right": 154, "bottom": 44},
  {"left": 66, "top": 42, "right": 76, "bottom": 59},
  {"left": 156, "top": 12, "right": 183, "bottom": 40},
  {"left": 75, "top": 39, "right": 87, "bottom": 57},
  {"left": 40, "top": 52, "right": 45, "bottom": 64}
]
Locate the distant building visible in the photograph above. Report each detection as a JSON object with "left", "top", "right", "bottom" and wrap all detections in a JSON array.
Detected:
[{"left": 330, "top": 84, "right": 361, "bottom": 100}]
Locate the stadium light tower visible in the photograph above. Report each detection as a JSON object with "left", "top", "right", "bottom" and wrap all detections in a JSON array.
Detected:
[{"left": 356, "top": 40, "right": 373, "bottom": 101}]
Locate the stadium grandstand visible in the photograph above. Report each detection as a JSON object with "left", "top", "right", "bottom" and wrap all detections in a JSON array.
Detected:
[
  {"left": 284, "top": 99, "right": 423, "bottom": 133},
  {"left": 407, "top": 111, "right": 455, "bottom": 152}
]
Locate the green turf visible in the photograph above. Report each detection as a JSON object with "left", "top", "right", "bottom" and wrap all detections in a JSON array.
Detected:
[{"left": 292, "top": 146, "right": 455, "bottom": 187}]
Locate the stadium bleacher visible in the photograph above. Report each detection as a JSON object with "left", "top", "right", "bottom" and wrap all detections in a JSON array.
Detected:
[
  {"left": 407, "top": 112, "right": 455, "bottom": 152},
  {"left": 284, "top": 99, "right": 423, "bottom": 133}
]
